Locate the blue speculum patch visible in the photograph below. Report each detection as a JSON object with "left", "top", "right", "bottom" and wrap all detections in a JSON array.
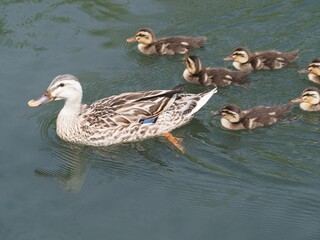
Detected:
[{"left": 140, "top": 117, "right": 158, "bottom": 124}]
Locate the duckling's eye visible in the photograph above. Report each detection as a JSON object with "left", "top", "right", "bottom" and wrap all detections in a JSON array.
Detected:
[
  {"left": 234, "top": 53, "right": 244, "bottom": 57},
  {"left": 303, "top": 93, "right": 313, "bottom": 97},
  {"left": 59, "top": 83, "right": 65, "bottom": 87},
  {"left": 137, "top": 34, "right": 146, "bottom": 38}
]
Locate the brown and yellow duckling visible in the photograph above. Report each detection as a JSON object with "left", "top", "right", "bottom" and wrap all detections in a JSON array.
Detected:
[
  {"left": 298, "top": 59, "right": 320, "bottom": 84},
  {"left": 223, "top": 47, "right": 299, "bottom": 71},
  {"left": 126, "top": 28, "right": 206, "bottom": 55},
  {"left": 212, "top": 103, "right": 293, "bottom": 130},
  {"left": 183, "top": 55, "right": 250, "bottom": 87},
  {"left": 291, "top": 87, "right": 320, "bottom": 111}
]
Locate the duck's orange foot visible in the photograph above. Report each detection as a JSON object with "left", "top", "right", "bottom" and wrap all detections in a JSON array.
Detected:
[{"left": 162, "top": 132, "right": 184, "bottom": 153}]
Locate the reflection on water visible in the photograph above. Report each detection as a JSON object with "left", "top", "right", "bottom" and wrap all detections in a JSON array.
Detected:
[{"left": 34, "top": 146, "right": 90, "bottom": 192}]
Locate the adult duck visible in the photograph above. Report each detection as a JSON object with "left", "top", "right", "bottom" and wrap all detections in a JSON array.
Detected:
[{"left": 28, "top": 74, "right": 217, "bottom": 152}]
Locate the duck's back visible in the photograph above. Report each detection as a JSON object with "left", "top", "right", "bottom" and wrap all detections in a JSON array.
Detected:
[{"left": 154, "top": 36, "right": 206, "bottom": 55}]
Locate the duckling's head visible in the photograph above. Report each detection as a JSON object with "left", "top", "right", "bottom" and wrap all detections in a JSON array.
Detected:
[
  {"left": 292, "top": 87, "right": 320, "bottom": 107},
  {"left": 126, "top": 28, "right": 155, "bottom": 45},
  {"left": 28, "top": 74, "right": 83, "bottom": 107},
  {"left": 184, "top": 55, "right": 202, "bottom": 75},
  {"left": 307, "top": 59, "right": 320, "bottom": 76},
  {"left": 220, "top": 104, "right": 242, "bottom": 123},
  {"left": 224, "top": 47, "right": 250, "bottom": 64},
  {"left": 212, "top": 104, "right": 241, "bottom": 123}
]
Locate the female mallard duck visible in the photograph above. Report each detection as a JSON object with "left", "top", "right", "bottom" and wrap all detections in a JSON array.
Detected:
[
  {"left": 211, "top": 103, "right": 293, "bottom": 130},
  {"left": 291, "top": 87, "right": 320, "bottom": 111},
  {"left": 183, "top": 55, "right": 251, "bottom": 87},
  {"left": 223, "top": 47, "right": 299, "bottom": 71},
  {"left": 298, "top": 59, "right": 320, "bottom": 84},
  {"left": 126, "top": 28, "right": 206, "bottom": 55},
  {"left": 28, "top": 74, "right": 217, "bottom": 151}
]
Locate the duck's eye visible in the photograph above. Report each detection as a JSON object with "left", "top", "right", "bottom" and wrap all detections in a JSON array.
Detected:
[{"left": 59, "top": 83, "right": 65, "bottom": 87}]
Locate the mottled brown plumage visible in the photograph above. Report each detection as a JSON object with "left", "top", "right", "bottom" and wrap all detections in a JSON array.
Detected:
[{"left": 28, "top": 74, "right": 217, "bottom": 146}]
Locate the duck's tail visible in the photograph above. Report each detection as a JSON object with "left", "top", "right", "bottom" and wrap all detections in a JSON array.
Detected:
[
  {"left": 187, "top": 88, "right": 217, "bottom": 116},
  {"left": 286, "top": 50, "right": 299, "bottom": 62}
]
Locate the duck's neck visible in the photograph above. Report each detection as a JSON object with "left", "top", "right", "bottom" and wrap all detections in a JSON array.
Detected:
[
  {"left": 221, "top": 118, "right": 244, "bottom": 130},
  {"left": 308, "top": 73, "right": 320, "bottom": 84},
  {"left": 234, "top": 61, "right": 253, "bottom": 71},
  {"left": 138, "top": 43, "right": 155, "bottom": 54},
  {"left": 56, "top": 97, "right": 83, "bottom": 142},
  {"left": 300, "top": 102, "right": 320, "bottom": 112}
]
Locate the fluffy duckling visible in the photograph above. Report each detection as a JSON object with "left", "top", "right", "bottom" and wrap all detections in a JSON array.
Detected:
[
  {"left": 223, "top": 47, "right": 299, "bottom": 71},
  {"left": 298, "top": 59, "right": 320, "bottom": 84},
  {"left": 291, "top": 87, "right": 320, "bottom": 111},
  {"left": 28, "top": 74, "right": 217, "bottom": 152},
  {"left": 183, "top": 55, "right": 250, "bottom": 87},
  {"left": 212, "top": 103, "right": 293, "bottom": 130},
  {"left": 126, "top": 28, "right": 206, "bottom": 55}
]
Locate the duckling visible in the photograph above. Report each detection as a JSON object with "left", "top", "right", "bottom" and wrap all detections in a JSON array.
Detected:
[
  {"left": 298, "top": 59, "right": 320, "bottom": 84},
  {"left": 211, "top": 103, "right": 293, "bottom": 130},
  {"left": 183, "top": 55, "right": 250, "bottom": 87},
  {"left": 28, "top": 74, "right": 217, "bottom": 152},
  {"left": 291, "top": 87, "right": 320, "bottom": 111},
  {"left": 126, "top": 28, "right": 206, "bottom": 55},
  {"left": 223, "top": 47, "right": 299, "bottom": 71}
]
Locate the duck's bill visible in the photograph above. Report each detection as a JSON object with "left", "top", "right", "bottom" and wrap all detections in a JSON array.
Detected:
[
  {"left": 28, "top": 94, "right": 53, "bottom": 107},
  {"left": 223, "top": 56, "right": 233, "bottom": 61},
  {"left": 298, "top": 69, "right": 308, "bottom": 74},
  {"left": 211, "top": 110, "right": 221, "bottom": 116},
  {"left": 126, "top": 36, "right": 137, "bottom": 43},
  {"left": 291, "top": 97, "right": 302, "bottom": 103}
]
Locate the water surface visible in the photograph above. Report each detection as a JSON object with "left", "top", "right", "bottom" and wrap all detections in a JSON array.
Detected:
[{"left": 1, "top": 1, "right": 320, "bottom": 239}]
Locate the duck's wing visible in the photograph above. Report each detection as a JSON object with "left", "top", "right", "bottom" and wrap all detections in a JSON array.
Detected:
[{"left": 81, "top": 85, "right": 185, "bottom": 128}]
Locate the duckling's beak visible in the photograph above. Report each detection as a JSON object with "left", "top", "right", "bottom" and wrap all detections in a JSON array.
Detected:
[
  {"left": 291, "top": 97, "right": 303, "bottom": 103},
  {"left": 126, "top": 36, "right": 137, "bottom": 42},
  {"left": 223, "top": 55, "right": 233, "bottom": 61},
  {"left": 298, "top": 69, "right": 309, "bottom": 74},
  {"left": 28, "top": 91, "right": 54, "bottom": 107},
  {"left": 211, "top": 110, "right": 222, "bottom": 116},
  {"left": 182, "top": 59, "right": 188, "bottom": 67}
]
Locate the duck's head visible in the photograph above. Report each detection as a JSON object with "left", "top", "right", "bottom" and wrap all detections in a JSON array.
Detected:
[
  {"left": 28, "top": 74, "right": 82, "bottom": 108},
  {"left": 212, "top": 104, "right": 241, "bottom": 123},
  {"left": 298, "top": 59, "right": 320, "bottom": 76},
  {"left": 126, "top": 28, "right": 155, "bottom": 45},
  {"left": 184, "top": 55, "right": 202, "bottom": 75},
  {"left": 291, "top": 87, "right": 320, "bottom": 106},
  {"left": 224, "top": 47, "right": 250, "bottom": 64}
]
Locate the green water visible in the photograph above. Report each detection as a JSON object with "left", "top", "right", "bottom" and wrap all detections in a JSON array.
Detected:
[{"left": 1, "top": 1, "right": 320, "bottom": 239}]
